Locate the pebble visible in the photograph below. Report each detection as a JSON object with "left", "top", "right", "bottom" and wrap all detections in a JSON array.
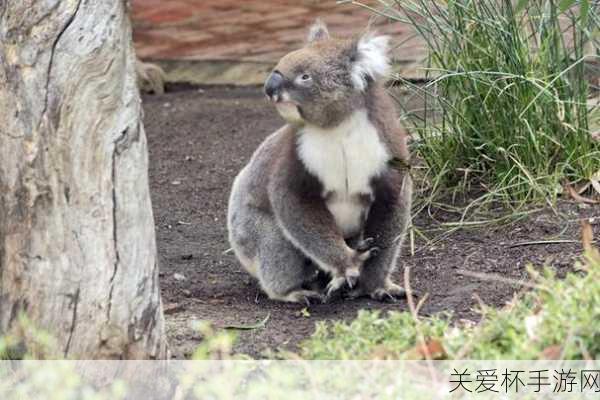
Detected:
[{"left": 173, "top": 273, "right": 187, "bottom": 282}]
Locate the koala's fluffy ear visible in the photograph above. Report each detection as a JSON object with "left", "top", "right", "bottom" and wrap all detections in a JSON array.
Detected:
[
  {"left": 350, "top": 33, "right": 391, "bottom": 91},
  {"left": 307, "top": 19, "right": 330, "bottom": 43}
]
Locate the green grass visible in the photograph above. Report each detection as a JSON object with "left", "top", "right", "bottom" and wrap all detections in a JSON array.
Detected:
[
  {"left": 299, "top": 251, "right": 600, "bottom": 360},
  {"left": 353, "top": 0, "right": 600, "bottom": 210}
]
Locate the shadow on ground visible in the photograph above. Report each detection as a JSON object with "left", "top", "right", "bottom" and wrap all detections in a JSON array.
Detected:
[{"left": 143, "top": 85, "right": 597, "bottom": 358}]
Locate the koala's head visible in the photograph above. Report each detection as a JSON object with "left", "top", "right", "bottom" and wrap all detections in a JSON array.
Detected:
[{"left": 264, "top": 20, "right": 391, "bottom": 128}]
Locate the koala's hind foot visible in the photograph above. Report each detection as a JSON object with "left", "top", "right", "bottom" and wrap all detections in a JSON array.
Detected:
[
  {"left": 347, "top": 279, "right": 407, "bottom": 302},
  {"left": 273, "top": 289, "right": 326, "bottom": 305},
  {"left": 240, "top": 219, "right": 327, "bottom": 304}
]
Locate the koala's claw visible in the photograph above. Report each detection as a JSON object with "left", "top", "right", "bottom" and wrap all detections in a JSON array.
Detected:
[
  {"left": 326, "top": 276, "right": 346, "bottom": 298},
  {"left": 346, "top": 275, "right": 357, "bottom": 289},
  {"left": 327, "top": 263, "right": 360, "bottom": 298},
  {"left": 356, "top": 237, "right": 375, "bottom": 251},
  {"left": 345, "top": 267, "right": 360, "bottom": 289},
  {"left": 303, "top": 293, "right": 327, "bottom": 306},
  {"left": 370, "top": 283, "right": 406, "bottom": 302},
  {"left": 372, "top": 289, "right": 397, "bottom": 303},
  {"left": 347, "top": 282, "right": 407, "bottom": 302},
  {"left": 284, "top": 289, "right": 325, "bottom": 305}
]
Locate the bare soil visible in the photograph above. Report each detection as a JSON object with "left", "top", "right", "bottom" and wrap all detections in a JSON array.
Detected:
[{"left": 143, "top": 85, "right": 598, "bottom": 359}]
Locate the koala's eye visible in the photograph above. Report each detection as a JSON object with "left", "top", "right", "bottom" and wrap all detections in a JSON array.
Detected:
[{"left": 295, "top": 73, "right": 312, "bottom": 86}]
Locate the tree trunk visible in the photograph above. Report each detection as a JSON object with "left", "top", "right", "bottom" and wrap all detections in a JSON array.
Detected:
[{"left": 0, "top": 0, "right": 168, "bottom": 358}]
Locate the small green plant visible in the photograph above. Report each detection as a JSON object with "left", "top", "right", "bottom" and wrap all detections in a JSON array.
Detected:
[
  {"left": 190, "top": 320, "right": 240, "bottom": 360},
  {"left": 300, "top": 250, "right": 600, "bottom": 360},
  {"left": 353, "top": 0, "right": 600, "bottom": 210},
  {"left": 0, "top": 315, "right": 59, "bottom": 360},
  {"left": 300, "top": 309, "right": 449, "bottom": 359}
]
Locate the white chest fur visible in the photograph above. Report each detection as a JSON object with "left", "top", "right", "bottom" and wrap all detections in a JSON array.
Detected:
[{"left": 297, "top": 110, "right": 390, "bottom": 237}]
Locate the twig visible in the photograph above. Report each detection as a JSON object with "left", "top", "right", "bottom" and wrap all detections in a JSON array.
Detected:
[
  {"left": 557, "top": 326, "right": 576, "bottom": 364},
  {"left": 578, "top": 338, "right": 594, "bottom": 361},
  {"left": 507, "top": 239, "right": 581, "bottom": 248},
  {"left": 404, "top": 267, "right": 438, "bottom": 387},
  {"left": 472, "top": 292, "right": 487, "bottom": 312},
  {"left": 414, "top": 292, "right": 429, "bottom": 316},
  {"left": 409, "top": 224, "right": 416, "bottom": 256},
  {"left": 456, "top": 269, "right": 545, "bottom": 290},
  {"left": 404, "top": 267, "right": 419, "bottom": 320}
]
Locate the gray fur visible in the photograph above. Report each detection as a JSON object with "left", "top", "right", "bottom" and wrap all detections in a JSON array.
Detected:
[
  {"left": 227, "top": 21, "right": 412, "bottom": 303},
  {"left": 267, "top": 38, "right": 364, "bottom": 128}
]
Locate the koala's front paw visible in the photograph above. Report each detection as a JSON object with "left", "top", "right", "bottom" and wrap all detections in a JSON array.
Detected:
[
  {"left": 353, "top": 238, "right": 380, "bottom": 263},
  {"left": 355, "top": 237, "right": 375, "bottom": 252},
  {"left": 325, "top": 265, "right": 360, "bottom": 299},
  {"left": 356, "top": 246, "right": 380, "bottom": 262},
  {"left": 326, "top": 243, "right": 381, "bottom": 300}
]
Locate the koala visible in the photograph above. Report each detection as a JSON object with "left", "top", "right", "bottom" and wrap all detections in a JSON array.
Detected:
[{"left": 227, "top": 20, "right": 412, "bottom": 303}]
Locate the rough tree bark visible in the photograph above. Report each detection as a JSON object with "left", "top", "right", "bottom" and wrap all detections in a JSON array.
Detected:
[{"left": 0, "top": 0, "right": 168, "bottom": 358}]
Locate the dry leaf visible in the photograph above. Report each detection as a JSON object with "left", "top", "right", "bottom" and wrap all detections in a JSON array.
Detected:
[
  {"left": 582, "top": 220, "right": 594, "bottom": 253},
  {"left": 581, "top": 220, "right": 600, "bottom": 263},
  {"left": 540, "top": 345, "right": 562, "bottom": 360},
  {"left": 300, "top": 307, "right": 311, "bottom": 318},
  {"left": 565, "top": 183, "right": 599, "bottom": 204},
  {"left": 405, "top": 339, "right": 446, "bottom": 360}
]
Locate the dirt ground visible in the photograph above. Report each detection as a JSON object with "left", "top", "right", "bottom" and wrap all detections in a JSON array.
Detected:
[{"left": 142, "top": 85, "right": 598, "bottom": 359}]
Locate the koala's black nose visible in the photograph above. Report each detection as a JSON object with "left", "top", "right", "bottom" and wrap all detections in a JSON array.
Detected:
[{"left": 264, "top": 71, "right": 284, "bottom": 99}]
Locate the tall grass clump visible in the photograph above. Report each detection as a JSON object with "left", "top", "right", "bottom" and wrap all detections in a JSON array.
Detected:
[{"left": 356, "top": 0, "right": 600, "bottom": 208}]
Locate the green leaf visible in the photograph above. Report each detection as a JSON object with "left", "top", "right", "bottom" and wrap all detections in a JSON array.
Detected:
[
  {"left": 300, "top": 308, "right": 311, "bottom": 318},
  {"left": 223, "top": 313, "right": 270, "bottom": 330},
  {"left": 559, "top": 0, "right": 577, "bottom": 13},
  {"left": 581, "top": 0, "right": 590, "bottom": 25},
  {"left": 515, "top": 0, "right": 530, "bottom": 14}
]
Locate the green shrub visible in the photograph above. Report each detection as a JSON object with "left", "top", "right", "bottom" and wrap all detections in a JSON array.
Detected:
[{"left": 300, "top": 252, "right": 600, "bottom": 359}]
